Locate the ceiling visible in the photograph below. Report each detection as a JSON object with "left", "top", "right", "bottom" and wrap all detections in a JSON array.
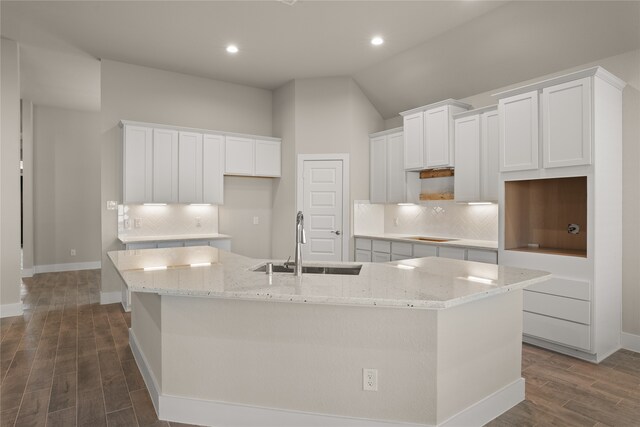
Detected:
[{"left": 2, "top": 1, "right": 639, "bottom": 117}]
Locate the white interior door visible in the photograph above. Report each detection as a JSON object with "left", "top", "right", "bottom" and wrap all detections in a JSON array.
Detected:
[{"left": 301, "top": 160, "right": 343, "bottom": 262}]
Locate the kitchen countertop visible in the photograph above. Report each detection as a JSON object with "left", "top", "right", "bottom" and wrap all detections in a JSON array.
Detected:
[
  {"left": 118, "top": 233, "right": 232, "bottom": 244},
  {"left": 108, "top": 246, "right": 548, "bottom": 309},
  {"left": 354, "top": 233, "right": 498, "bottom": 250}
]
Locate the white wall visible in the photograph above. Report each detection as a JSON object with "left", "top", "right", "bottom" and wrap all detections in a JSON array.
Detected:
[
  {"left": 271, "top": 77, "right": 384, "bottom": 259},
  {"left": 1, "top": 38, "right": 22, "bottom": 315},
  {"left": 100, "top": 59, "right": 273, "bottom": 295},
  {"left": 32, "top": 105, "right": 102, "bottom": 267},
  {"left": 384, "top": 49, "right": 640, "bottom": 337},
  {"left": 21, "top": 100, "right": 34, "bottom": 275}
]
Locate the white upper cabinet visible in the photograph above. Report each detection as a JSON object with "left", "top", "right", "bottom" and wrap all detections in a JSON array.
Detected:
[
  {"left": 402, "top": 112, "right": 424, "bottom": 170},
  {"left": 454, "top": 107, "right": 499, "bottom": 203},
  {"left": 370, "top": 129, "right": 418, "bottom": 204},
  {"left": 454, "top": 115, "right": 481, "bottom": 202},
  {"left": 123, "top": 125, "right": 153, "bottom": 204},
  {"left": 152, "top": 128, "right": 178, "bottom": 203},
  {"left": 225, "top": 136, "right": 254, "bottom": 176},
  {"left": 424, "top": 106, "right": 452, "bottom": 168},
  {"left": 225, "top": 136, "right": 281, "bottom": 177},
  {"left": 542, "top": 77, "right": 592, "bottom": 168},
  {"left": 254, "top": 139, "right": 281, "bottom": 177},
  {"left": 499, "top": 90, "right": 539, "bottom": 172},
  {"left": 481, "top": 109, "right": 500, "bottom": 202},
  {"left": 386, "top": 132, "right": 407, "bottom": 203},
  {"left": 369, "top": 135, "right": 387, "bottom": 203},
  {"left": 202, "top": 134, "right": 224, "bottom": 205},
  {"left": 178, "top": 132, "right": 204, "bottom": 204},
  {"left": 400, "top": 99, "right": 471, "bottom": 171}
]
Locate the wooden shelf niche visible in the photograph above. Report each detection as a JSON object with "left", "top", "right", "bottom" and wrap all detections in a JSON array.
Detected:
[
  {"left": 505, "top": 176, "right": 587, "bottom": 258},
  {"left": 419, "top": 168, "right": 454, "bottom": 200}
]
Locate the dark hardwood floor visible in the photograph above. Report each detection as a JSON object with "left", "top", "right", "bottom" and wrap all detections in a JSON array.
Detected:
[{"left": 1, "top": 270, "right": 639, "bottom": 426}]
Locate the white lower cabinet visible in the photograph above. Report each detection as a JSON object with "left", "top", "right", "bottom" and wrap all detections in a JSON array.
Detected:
[
  {"left": 523, "top": 311, "right": 591, "bottom": 351},
  {"left": 437, "top": 246, "right": 466, "bottom": 260},
  {"left": 467, "top": 249, "right": 498, "bottom": 264},
  {"left": 157, "top": 241, "right": 184, "bottom": 248},
  {"left": 355, "top": 238, "right": 497, "bottom": 265}
]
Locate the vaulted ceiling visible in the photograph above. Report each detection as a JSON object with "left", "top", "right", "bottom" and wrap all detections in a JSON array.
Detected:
[{"left": 2, "top": 1, "right": 639, "bottom": 117}]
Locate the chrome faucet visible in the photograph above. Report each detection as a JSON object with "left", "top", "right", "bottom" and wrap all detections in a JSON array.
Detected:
[{"left": 294, "top": 211, "right": 306, "bottom": 276}]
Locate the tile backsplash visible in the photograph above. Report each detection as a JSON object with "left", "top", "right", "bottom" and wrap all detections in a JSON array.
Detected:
[
  {"left": 353, "top": 201, "right": 498, "bottom": 241},
  {"left": 118, "top": 204, "right": 219, "bottom": 237}
]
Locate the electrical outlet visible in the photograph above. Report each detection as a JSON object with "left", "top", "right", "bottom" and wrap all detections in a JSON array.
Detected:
[
  {"left": 134, "top": 218, "right": 142, "bottom": 229},
  {"left": 363, "top": 368, "right": 378, "bottom": 391},
  {"left": 106, "top": 201, "right": 118, "bottom": 210},
  {"left": 393, "top": 217, "right": 399, "bottom": 226},
  {"left": 196, "top": 217, "right": 202, "bottom": 227},
  {"left": 124, "top": 219, "right": 131, "bottom": 230},
  {"left": 70, "top": 249, "right": 76, "bottom": 256},
  {"left": 253, "top": 216, "right": 259, "bottom": 225}
]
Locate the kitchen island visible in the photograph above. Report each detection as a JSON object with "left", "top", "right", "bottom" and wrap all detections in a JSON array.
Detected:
[{"left": 108, "top": 246, "right": 549, "bottom": 427}]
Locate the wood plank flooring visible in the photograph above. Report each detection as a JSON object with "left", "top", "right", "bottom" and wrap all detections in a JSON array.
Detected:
[{"left": 1, "top": 269, "right": 639, "bottom": 426}]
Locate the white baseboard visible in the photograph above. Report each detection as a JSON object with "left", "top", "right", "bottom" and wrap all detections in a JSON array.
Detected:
[
  {"left": 440, "top": 378, "right": 524, "bottom": 427},
  {"left": 1, "top": 302, "right": 24, "bottom": 318},
  {"left": 21, "top": 268, "right": 34, "bottom": 278},
  {"left": 34, "top": 261, "right": 101, "bottom": 274},
  {"left": 621, "top": 332, "right": 640, "bottom": 353},
  {"left": 130, "top": 329, "right": 161, "bottom": 413},
  {"left": 130, "top": 328, "right": 522, "bottom": 427},
  {"left": 100, "top": 291, "right": 122, "bottom": 305}
]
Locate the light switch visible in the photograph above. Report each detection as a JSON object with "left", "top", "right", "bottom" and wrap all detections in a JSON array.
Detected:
[
  {"left": 106, "top": 201, "right": 118, "bottom": 210},
  {"left": 253, "top": 216, "right": 259, "bottom": 225}
]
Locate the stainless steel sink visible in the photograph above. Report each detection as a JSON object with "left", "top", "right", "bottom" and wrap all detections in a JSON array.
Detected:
[
  {"left": 409, "top": 236, "right": 458, "bottom": 242},
  {"left": 253, "top": 264, "right": 362, "bottom": 275}
]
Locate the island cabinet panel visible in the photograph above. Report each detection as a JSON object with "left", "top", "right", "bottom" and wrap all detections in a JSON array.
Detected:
[
  {"left": 152, "top": 129, "right": 179, "bottom": 203},
  {"left": 123, "top": 125, "right": 153, "bottom": 203},
  {"left": 542, "top": 77, "right": 592, "bottom": 168},
  {"left": 499, "top": 90, "right": 539, "bottom": 172},
  {"left": 178, "top": 132, "right": 204, "bottom": 203}
]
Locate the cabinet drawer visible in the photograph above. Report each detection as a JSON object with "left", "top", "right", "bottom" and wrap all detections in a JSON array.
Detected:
[
  {"left": 526, "top": 277, "right": 590, "bottom": 301},
  {"left": 524, "top": 290, "right": 591, "bottom": 324},
  {"left": 523, "top": 312, "right": 591, "bottom": 351},
  {"left": 355, "top": 249, "right": 372, "bottom": 262},
  {"left": 467, "top": 249, "right": 498, "bottom": 264},
  {"left": 209, "top": 239, "right": 231, "bottom": 251},
  {"left": 391, "top": 242, "right": 413, "bottom": 257},
  {"left": 372, "top": 252, "right": 391, "bottom": 263},
  {"left": 157, "top": 241, "right": 184, "bottom": 248},
  {"left": 372, "top": 240, "right": 391, "bottom": 254},
  {"left": 413, "top": 244, "right": 438, "bottom": 258},
  {"left": 391, "top": 254, "right": 411, "bottom": 261},
  {"left": 126, "top": 242, "right": 157, "bottom": 250},
  {"left": 184, "top": 240, "right": 210, "bottom": 247},
  {"left": 355, "top": 238, "right": 372, "bottom": 251},
  {"left": 438, "top": 246, "right": 466, "bottom": 260}
]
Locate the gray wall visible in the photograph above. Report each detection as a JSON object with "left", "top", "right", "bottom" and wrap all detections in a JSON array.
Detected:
[
  {"left": 1, "top": 38, "right": 22, "bottom": 311},
  {"left": 270, "top": 77, "right": 384, "bottom": 259},
  {"left": 33, "top": 105, "right": 102, "bottom": 266},
  {"left": 100, "top": 59, "right": 273, "bottom": 295}
]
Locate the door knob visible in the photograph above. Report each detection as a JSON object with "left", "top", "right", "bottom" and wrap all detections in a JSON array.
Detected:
[{"left": 330, "top": 230, "right": 341, "bottom": 236}]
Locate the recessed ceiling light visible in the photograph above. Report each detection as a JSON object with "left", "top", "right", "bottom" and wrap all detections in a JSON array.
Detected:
[
  {"left": 371, "top": 36, "right": 384, "bottom": 46},
  {"left": 226, "top": 45, "right": 239, "bottom": 54}
]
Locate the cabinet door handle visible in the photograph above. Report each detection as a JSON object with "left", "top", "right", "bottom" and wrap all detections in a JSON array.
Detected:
[{"left": 330, "top": 230, "right": 341, "bottom": 236}]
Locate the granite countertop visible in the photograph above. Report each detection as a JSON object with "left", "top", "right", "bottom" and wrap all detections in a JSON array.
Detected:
[
  {"left": 108, "top": 246, "right": 548, "bottom": 309},
  {"left": 354, "top": 233, "right": 498, "bottom": 250},
  {"left": 118, "top": 233, "right": 232, "bottom": 244}
]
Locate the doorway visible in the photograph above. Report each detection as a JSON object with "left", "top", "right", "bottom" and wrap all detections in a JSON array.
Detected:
[{"left": 296, "top": 154, "right": 350, "bottom": 262}]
